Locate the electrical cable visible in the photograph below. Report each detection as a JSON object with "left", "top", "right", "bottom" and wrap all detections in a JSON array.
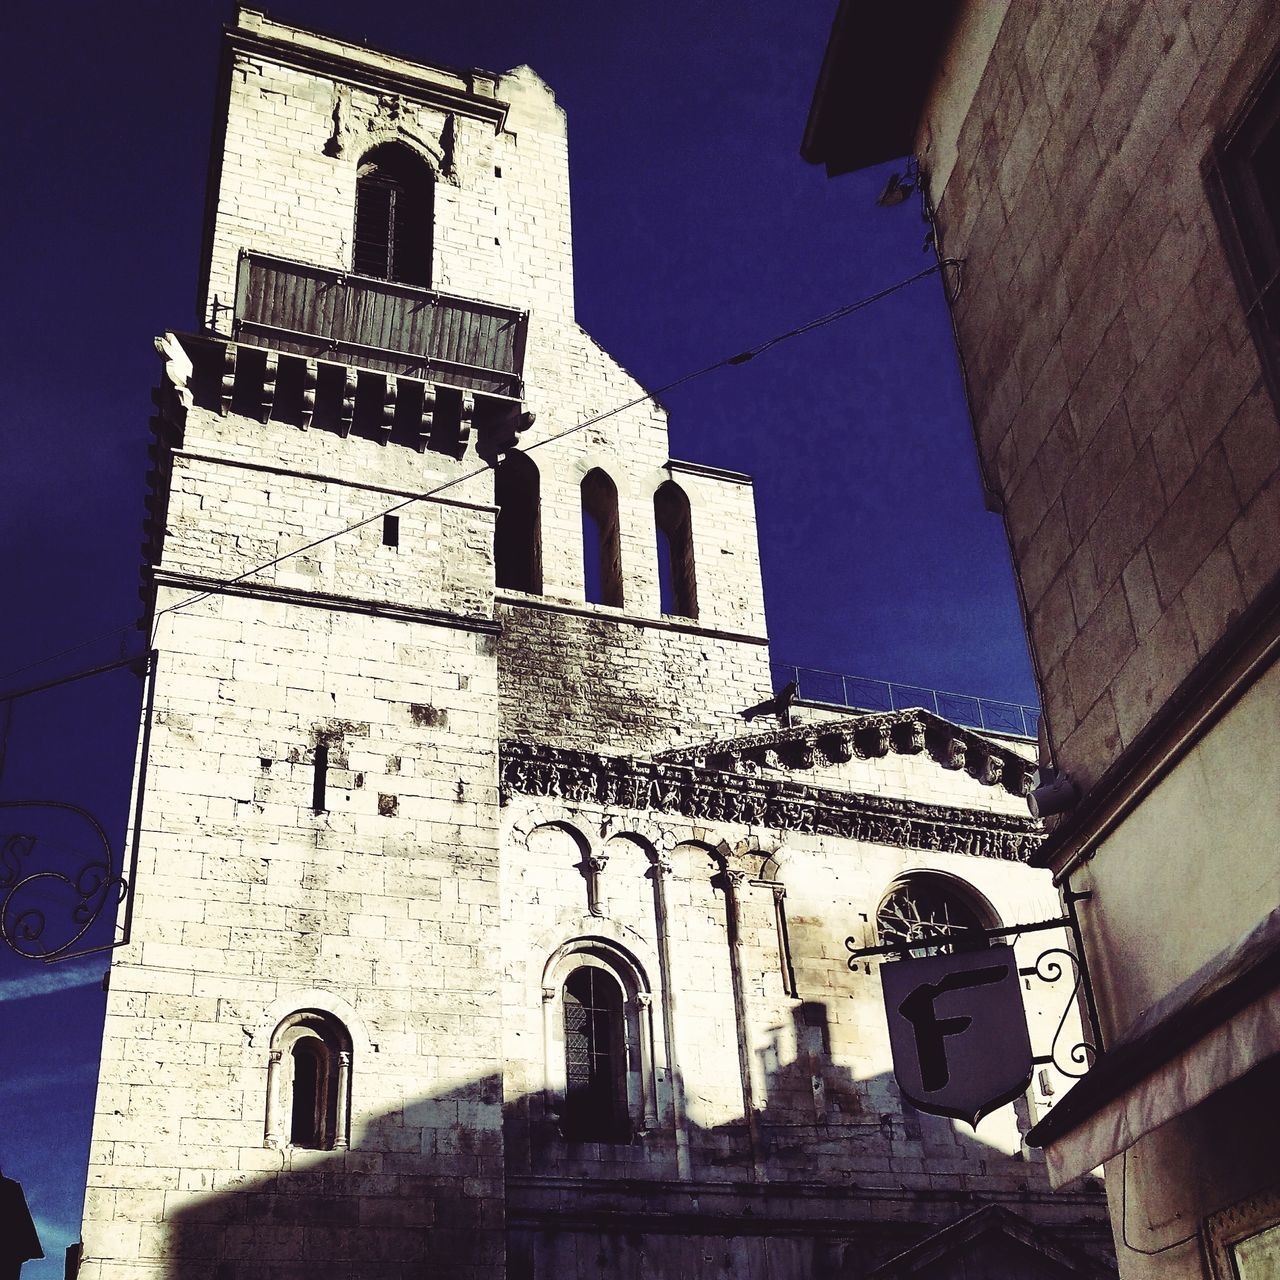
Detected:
[
  {"left": 3, "top": 260, "right": 957, "bottom": 682},
  {"left": 1119, "top": 1148, "right": 1198, "bottom": 1256}
]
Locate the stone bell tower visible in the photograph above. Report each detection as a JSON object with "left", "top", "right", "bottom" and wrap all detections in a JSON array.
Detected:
[{"left": 80, "top": 9, "right": 772, "bottom": 1278}]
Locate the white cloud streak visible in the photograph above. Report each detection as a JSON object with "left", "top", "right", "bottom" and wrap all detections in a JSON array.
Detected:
[{"left": 0, "top": 960, "right": 105, "bottom": 1003}]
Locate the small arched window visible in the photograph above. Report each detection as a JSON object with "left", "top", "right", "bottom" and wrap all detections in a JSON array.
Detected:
[
  {"left": 562, "top": 967, "right": 629, "bottom": 1142},
  {"left": 354, "top": 143, "right": 434, "bottom": 286},
  {"left": 877, "top": 873, "right": 996, "bottom": 959},
  {"left": 495, "top": 451, "right": 542, "bottom": 593},
  {"left": 265, "top": 1010, "right": 352, "bottom": 1150},
  {"left": 542, "top": 939, "right": 658, "bottom": 1142},
  {"left": 581, "top": 469, "right": 623, "bottom": 607},
  {"left": 654, "top": 481, "right": 697, "bottom": 618}
]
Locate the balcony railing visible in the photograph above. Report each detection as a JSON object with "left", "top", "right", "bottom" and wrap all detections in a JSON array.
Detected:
[{"left": 232, "top": 251, "right": 528, "bottom": 397}]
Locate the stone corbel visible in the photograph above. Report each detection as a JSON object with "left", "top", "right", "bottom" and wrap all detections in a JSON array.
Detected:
[
  {"left": 976, "top": 752, "right": 1004, "bottom": 787},
  {"left": 456, "top": 391, "right": 474, "bottom": 460},
  {"left": 417, "top": 383, "right": 437, "bottom": 453},
  {"left": 154, "top": 332, "right": 194, "bottom": 414},
  {"left": 301, "top": 357, "right": 318, "bottom": 430},
  {"left": 894, "top": 718, "right": 926, "bottom": 754},
  {"left": 260, "top": 351, "right": 279, "bottom": 424},
  {"left": 942, "top": 738, "right": 967, "bottom": 770},
  {"left": 379, "top": 373, "right": 398, "bottom": 439},
  {"left": 583, "top": 850, "right": 609, "bottom": 917},
  {"left": 339, "top": 367, "right": 358, "bottom": 438},
  {"left": 220, "top": 344, "right": 238, "bottom": 416}
]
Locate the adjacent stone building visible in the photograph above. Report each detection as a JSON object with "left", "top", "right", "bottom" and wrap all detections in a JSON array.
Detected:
[
  {"left": 78, "top": 10, "right": 1116, "bottom": 1277},
  {"left": 804, "top": 3, "right": 1280, "bottom": 1277}
]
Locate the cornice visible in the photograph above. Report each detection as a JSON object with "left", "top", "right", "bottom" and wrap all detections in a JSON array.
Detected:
[
  {"left": 654, "top": 708, "right": 1036, "bottom": 800},
  {"left": 227, "top": 29, "right": 510, "bottom": 132},
  {"left": 500, "top": 740, "right": 1042, "bottom": 863},
  {"left": 150, "top": 568, "right": 500, "bottom": 635}
]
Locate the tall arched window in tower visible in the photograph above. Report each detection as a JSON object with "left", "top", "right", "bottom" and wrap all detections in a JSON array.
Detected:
[
  {"left": 654, "top": 480, "right": 698, "bottom": 618},
  {"left": 581, "top": 468, "right": 623, "bottom": 607},
  {"left": 265, "top": 1010, "right": 353, "bottom": 1150},
  {"left": 561, "top": 966, "right": 630, "bottom": 1142},
  {"left": 494, "top": 451, "right": 542, "bottom": 593},
  {"left": 354, "top": 143, "right": 434, "bottom": 286}
]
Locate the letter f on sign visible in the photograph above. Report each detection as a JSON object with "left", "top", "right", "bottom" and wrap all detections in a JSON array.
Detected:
[{"left": 897, "top": 965, "right": 1007, "bottom": 1092}]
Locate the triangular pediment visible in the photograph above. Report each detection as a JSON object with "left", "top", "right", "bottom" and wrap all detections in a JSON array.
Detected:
[
  {"left": 655, "top": 708, "right": 1037, "bottom": 803},
  {"left": 869, "top": 1204, "right": 1115, "bottom": 1278}
]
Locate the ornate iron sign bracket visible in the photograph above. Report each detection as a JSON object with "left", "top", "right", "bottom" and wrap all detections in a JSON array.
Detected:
[
  {"left": 846, "top": 892, "right": 1102, "bottom": 1079},
  {"left": 1, "top": 800, "right": 128, "bottom": 961}
]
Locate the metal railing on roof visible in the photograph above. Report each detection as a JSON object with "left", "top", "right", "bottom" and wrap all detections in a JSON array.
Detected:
[{"left": 770, "top": 662, "right": 1040, "bottom": 738}]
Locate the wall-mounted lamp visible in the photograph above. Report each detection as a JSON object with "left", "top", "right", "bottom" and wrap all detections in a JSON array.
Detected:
[
  {"left": 1028, "top": 771, "right": 1079, "bottom": 819},
  {"left": 877, "top": 171, "right": 915, "bottom": 207}
]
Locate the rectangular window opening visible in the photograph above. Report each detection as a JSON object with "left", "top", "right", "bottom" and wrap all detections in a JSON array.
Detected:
[
  {"left": 312, "top": 742, "right": 329, "bottom": 814},
  {"left": 382, "top": 514, "right": 400, "bottom": 548}
]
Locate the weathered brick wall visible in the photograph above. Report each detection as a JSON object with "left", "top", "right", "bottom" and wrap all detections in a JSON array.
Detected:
[
  {"left": 497, "top": 602, "right": 772, "bottom": 753},
  {"left": 924, "top": 1, "right": 1280, "bottom": 790}
]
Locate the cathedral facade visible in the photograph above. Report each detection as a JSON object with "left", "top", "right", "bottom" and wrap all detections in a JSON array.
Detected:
[{"left": 79, "top": 11, "right": 1113, "bottom": 1277}]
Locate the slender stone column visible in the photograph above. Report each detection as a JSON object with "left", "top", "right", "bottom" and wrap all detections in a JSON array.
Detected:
[
  {"left": 649, "top": 850, "right": 691, "bottom": 1179},
  {"left": 334, "top": 1050, "right": 351, "bottom": 1149},
  {"left": 264, "top": 1049, "right": 284, "bottom": 1149}
]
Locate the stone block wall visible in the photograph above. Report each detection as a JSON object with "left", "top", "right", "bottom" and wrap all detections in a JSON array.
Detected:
[
  {"left": 81, "top": 589, "right": 506, "bottom": 1279},
  {"left": 920, "top": 0, "right": 1280, "bottom": 790}
]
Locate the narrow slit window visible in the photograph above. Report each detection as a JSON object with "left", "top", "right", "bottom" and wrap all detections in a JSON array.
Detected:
[
  {"left": 581, "top": 469, "right": 623, "bottom": 607},
  {"left": 313, "top": 741, "right": 329, "bottom": 814},
  {"left": 382, "top": 514, "right": 400, "bottom": 548}
]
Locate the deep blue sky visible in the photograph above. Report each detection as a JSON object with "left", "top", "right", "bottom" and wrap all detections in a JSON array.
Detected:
[{"left": 1, "top": 3, "right": 1036, "bottom": 1272}]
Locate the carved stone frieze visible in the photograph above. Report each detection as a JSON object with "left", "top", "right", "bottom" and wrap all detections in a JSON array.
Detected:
[{"left": 501, "top": 741, "right": 1042, "bottom": 863}]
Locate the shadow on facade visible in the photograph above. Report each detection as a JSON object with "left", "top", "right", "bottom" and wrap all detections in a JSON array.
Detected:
[{"left": 156, "top": 1002, "right": 1110, "bottom": 1280}]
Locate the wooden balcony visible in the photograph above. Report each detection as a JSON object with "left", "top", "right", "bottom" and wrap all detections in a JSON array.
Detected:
[{"left": 233, "top": 251, "right": 528, "bottom": 398}]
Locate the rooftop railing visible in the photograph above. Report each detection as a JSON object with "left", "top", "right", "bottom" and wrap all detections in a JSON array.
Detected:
[{"left": 771, "top": 662, "right": 1040, "bottom": 738}]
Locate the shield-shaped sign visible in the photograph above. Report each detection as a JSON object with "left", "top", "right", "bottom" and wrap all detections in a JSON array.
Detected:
[{"left": 881, "top": 944, "right": 1033, "bottom": 1127}]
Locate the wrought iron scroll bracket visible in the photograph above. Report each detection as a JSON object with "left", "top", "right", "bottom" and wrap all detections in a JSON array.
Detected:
[
  {"left": 844, "top": 898, "right": 1103, "bottom": 1078},
  {"left": 0, "top": 800, "right": 128, "bottom": 962}
]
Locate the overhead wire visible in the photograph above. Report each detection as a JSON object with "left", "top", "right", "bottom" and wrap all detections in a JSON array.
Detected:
[{"left": 3, "top": 260, "right": 959, "bottom": 684}]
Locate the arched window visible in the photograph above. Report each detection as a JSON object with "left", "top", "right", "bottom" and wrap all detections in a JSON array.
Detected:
[
  {"left": 265, "top": 1010, "right": 352, "bottom": 1150},
  {"left": 542, "top": 939, "right": 658, "bottom": 1142},
  {"left": 562, "top": 967, "right": 629, "bottom": 1142},
  {"left": 876, "top": 873, "right": 996, "bottom": 959},
  {"left": 654, "top": 481, "right": 697, "bottom": 618},
  {"left": 581, "top": 469, "right": 623, "bottom": 607},
  {"left": 494, "top": 451, "right": 542, "bottom": 593},
  {"left": 354, "top": 143, "right": 434, "bottom": 286}
]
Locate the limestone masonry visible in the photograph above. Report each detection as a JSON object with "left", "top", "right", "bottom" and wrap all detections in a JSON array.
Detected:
[{"left": 80, "top": 10, "right": 1114, "bottom": 1278}]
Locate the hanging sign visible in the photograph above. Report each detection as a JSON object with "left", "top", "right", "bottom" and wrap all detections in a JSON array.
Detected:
[{"left": 880, "top": 943, "right": 1033, "bottom": 1127}]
